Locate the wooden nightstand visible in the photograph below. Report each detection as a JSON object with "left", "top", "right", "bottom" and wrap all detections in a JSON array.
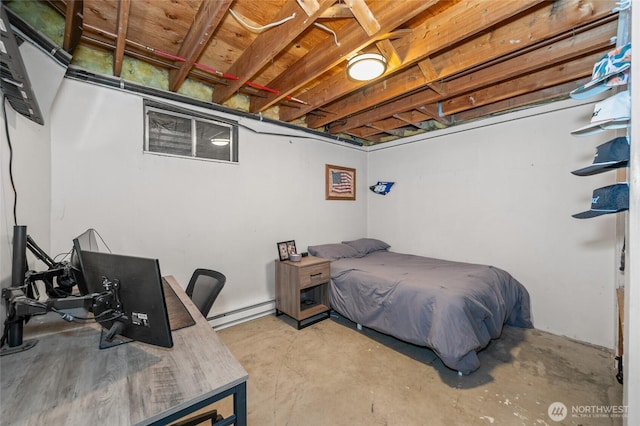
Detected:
[{"left": 275, "top": 256, "right": 331, "bottom": 329}]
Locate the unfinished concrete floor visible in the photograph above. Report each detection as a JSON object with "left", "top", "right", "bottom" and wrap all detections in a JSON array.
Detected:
[{"left": 215, "top": 312, "right": 622, "bottom": 426}]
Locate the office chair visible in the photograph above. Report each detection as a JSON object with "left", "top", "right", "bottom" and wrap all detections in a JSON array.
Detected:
[
  {"left": 185, "top": 268, "right": 226, "bottom": 318},
  {"left": 176, "top": 269, "right": 226, "bottom": 426}
]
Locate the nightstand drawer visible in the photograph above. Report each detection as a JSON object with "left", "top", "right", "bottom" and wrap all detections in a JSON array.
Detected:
[
  {"left": 298, "top": 263, "right": 330, "bottom": 288},
  {"left": 275, "top": 256, "right": 331, "bottom": 329}
]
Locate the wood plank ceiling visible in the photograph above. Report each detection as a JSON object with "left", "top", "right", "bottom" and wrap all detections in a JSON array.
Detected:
[{"left": 48, "top": 0, "right": 621, "bottom": 144}]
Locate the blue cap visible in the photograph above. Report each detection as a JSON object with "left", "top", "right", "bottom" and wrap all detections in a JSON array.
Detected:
[
  {"left": 573, "top": 183, "right": 629, "bottom": 219},
  {"left": 571, "top": 137, "right": 630, "bottom": 176}
]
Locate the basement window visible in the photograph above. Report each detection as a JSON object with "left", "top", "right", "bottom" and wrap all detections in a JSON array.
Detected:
[{"left": 144, "top": 101, "right": 238, "bottom": 163}]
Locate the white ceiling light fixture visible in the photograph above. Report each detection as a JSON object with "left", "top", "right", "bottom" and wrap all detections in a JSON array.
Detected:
[{"left": 347, "top": 53, "right": 387, "bottom": 81}]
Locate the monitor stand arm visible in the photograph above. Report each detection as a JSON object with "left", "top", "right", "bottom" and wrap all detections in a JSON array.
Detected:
[
  {"left": 1, "top": 282, "right": 119, "bottom": 356},
  {"left": 100, "top": 320, "right": 129, "bottom": 349}
]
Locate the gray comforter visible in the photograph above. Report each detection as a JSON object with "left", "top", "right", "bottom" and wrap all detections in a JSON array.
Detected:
[{"left": 330, "top": 251, "right": 532, "bottom": 374}]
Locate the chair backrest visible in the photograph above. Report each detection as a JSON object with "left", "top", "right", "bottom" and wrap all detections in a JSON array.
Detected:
[{"left": 185, "top": 269, "right": 226, "bottom": 318}]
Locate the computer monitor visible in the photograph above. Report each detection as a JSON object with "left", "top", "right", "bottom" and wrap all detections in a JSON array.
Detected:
[
  {"left": 80, "top": 250, "right": 173, "bottom": 349},
  {"left": 71, "top": 229, "right": 103, "bottom": 295}
]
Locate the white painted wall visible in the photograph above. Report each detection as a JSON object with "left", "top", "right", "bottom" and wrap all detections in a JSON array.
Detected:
[
  {"left": 48, "top": 78, "right": 368, "bottom": 320},
  {"left": 367, "top": 99, "right": 620, "bottom": 349},
  {"left": 1, "top": 41, "right": 65, "bottom": 316},
  {"left": 3, "top": 34, "right": 628, "bottom": 354},
  {"left": 623, "top": 3, "right": 639, "bottom": 423},
  {"left": 5, "top": 20, "right": 638, "bottom": 422}
]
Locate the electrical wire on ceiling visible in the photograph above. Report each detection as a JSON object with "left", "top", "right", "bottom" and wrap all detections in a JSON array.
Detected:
[
  {"left": 314, "top": 23, "right": 340, "bottom": 46},
  {"left": 228, "top": 9, "right": 296, "bottom": 32},
  {"left": 82, "top": 24, "right": 309, "bottom": 106},
  {"left": 225, "top": 9, "right": 341, "bottom": 94},
  {"left": 229, "top": 5, "right": 340, "bottom": 46},
  {"left": 206, "top": 9, "right": 341, "bottom": 90}
]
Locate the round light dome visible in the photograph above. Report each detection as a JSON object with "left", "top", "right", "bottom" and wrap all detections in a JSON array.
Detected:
[{"left": 347, "top": 53, "right": 387, "bottom": 81}]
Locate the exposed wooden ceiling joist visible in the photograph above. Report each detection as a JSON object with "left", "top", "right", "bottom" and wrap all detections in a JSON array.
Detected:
[
  {"left": 63, "top": 0, "right": 83, "bottom": 53},
  {"left": 394, "top": 110, "right": 433, "bottom": 125},
  {"left": 211, "top": 0, "right": 335, "bottom": 103},
  {"left": 248, "top": 0, "right": 439, "bottom": 113},
  {"left": 441, "top": 52, "right": 602, "bottom": 115},
  {"left": 113, "top": 0, "right": 131, "bottom": 77},
  {"left": 169, "top": 0, "right": 233, "bottom": 92},
  {"left": 344, "top": 0, "right": 380, "bottom": 36},
  {"left": 336, "top": 20, "right": 616, "bottom": 136},
  {"left": 282, "top": 0, "right": 546, "bottom": 123},
  {"left": 323, "top": 7, "right": 619, "bottom": 135},
  {"left": 318, "top": 3, "right": 354, "bottom": 19},
  {"left": 16, "top": 0, "right": 622, "bottom": 145},
  {"left": 453, "top": 78, "right": 592, "bottom": 122}
]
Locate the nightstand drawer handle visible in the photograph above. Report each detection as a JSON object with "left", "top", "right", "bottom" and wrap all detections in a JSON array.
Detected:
[{"left": 310, "top": 272, "right": 323, "bottom": 278}]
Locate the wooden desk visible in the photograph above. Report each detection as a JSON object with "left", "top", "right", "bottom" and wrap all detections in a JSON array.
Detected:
[{"left": 0, "top": 276, "right": 248, "bottom": 426}]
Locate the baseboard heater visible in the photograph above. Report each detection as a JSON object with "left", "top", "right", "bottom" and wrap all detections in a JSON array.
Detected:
[{"left": 207, "top": 299, "right": 275, "bottom": 330}]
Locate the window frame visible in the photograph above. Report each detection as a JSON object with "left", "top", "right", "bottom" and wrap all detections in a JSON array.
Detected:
[{"left": 144, "top": 100, "right": 239, "bottom": 163}]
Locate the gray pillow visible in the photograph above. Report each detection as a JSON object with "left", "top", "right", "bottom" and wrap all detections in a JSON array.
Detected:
[
  {"left": 307, "top": 243, "right": 360, "bottom": 260},
  {"left": 342, "top": 238, "right": 390, "bottom": 256}
]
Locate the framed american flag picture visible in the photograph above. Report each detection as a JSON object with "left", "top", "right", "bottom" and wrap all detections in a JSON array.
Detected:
[{"left": 325, "top": 164, "right": 356, "bottom": 200}]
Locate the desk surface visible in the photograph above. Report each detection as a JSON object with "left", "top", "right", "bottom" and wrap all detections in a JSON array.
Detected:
[{"left": 0, "top": 276, "right": 248, "bottom": 426}]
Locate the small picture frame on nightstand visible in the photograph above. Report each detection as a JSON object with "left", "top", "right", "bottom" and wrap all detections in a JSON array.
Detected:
[{"left": 277, "top": 240, "right": 297, "bottom": 261}]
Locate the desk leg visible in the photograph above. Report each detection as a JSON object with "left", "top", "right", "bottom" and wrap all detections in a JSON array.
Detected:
[{"left": 234, "top": 381, "right": 247, "bottom": 426}]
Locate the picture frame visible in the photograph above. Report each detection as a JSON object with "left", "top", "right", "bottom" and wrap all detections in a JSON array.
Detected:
[
  {"left": 325, "top": 164, "right": 356, "bottom": 200},
  {"left": 277, "top": 240, "right": 297, "bottom": 261}
]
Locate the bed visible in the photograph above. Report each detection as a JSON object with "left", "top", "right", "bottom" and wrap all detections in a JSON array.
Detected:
[{"left": 307, "top": 238, "right": 532, "bottom": 374}]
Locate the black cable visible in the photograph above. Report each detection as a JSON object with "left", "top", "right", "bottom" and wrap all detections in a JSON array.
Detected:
[
  {"left": 94, "top": 311, "right": 123, "bottom": 324},
  {"left": 50, "top": 307, "right": 118, "bottom": 322},
  {"left": 0, "top": 304, "right": 18, "bottom": 348},
  {"left": 92, "top": 308, "right": 116, "bottom": 320},
  {"left": 44, "top": 302, "right": 122, "bottom": 323},
  {"left": 53, "top": 249, "right": 73, "bottom": 263},
  {"left": 88, "top": 228, "right": 112, "bottom": 253},
  {"left": 45, "top": 284, "right": 72, "bottom": 298},
  {"left": 2, "top": 95, "right": 18, "bottom": 225}
]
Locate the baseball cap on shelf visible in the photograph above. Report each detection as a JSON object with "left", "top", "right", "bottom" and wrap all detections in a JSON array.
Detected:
[
  {"left": 570, "top": 43, "right": 631, "bottom": 100},
  {"left": 571, "top": 136, "right": 630, "bottom": 176},
  {"left": 572, "top": 183, "right": 629, "bottom": 219},
  {"left": 571, "top": 90, "right": 630, "bottom": 136}
]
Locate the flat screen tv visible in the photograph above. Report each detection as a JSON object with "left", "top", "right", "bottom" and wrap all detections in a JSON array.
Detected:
[{"left": 80, "top": 250, "right": 173, "bottom": 349}]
